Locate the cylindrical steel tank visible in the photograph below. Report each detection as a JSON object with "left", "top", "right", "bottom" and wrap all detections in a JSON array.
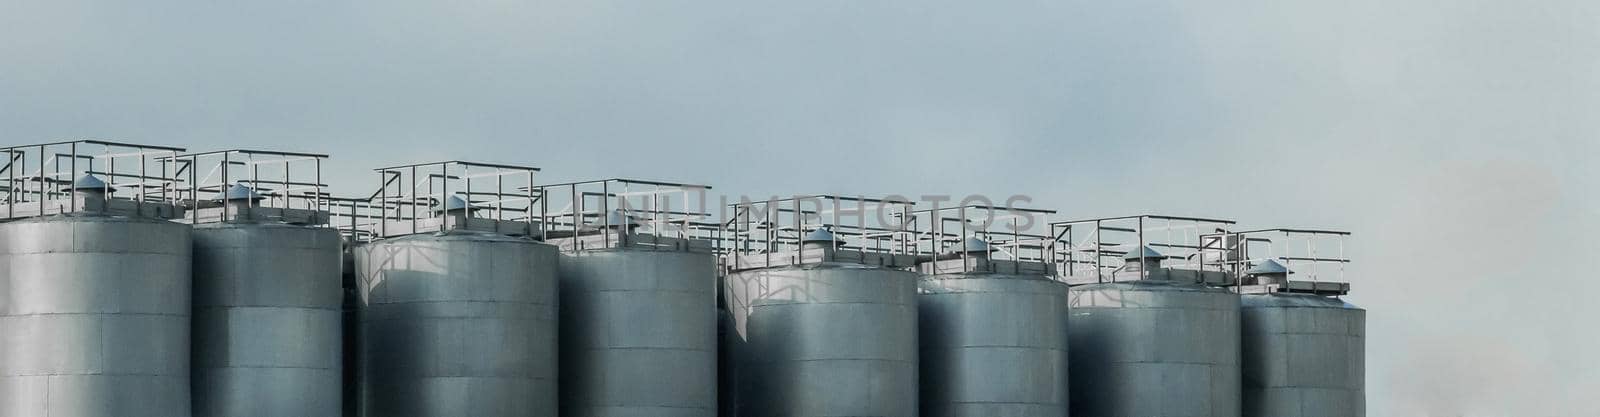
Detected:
[
  {"left": 919, "top": 272, "right": 1070, "bottom": 417},
  {"left": 1068, "top": 280, "right": 1241, "bottom": 417},
  {"left": 0, "top": 215, "right": 193, "bottom": 417},
  {"left": 558, "top": 249, "right": 718, "bottom": 417},
  {"left": 724, "top": 263, "right": 919, "bottom": 417},
  {"left": 354, "top": 231, "right": 559, "bottom": 417},
  {"left": 1240, "top": 293, "right": 1365, "bottom": 417},
  {"left": 191, "top": 223, "right": 343, "bottom": 417}
]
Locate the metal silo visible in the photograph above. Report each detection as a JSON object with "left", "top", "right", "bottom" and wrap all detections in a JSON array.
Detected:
[
  {"left": 722, "top": 195, "right": 920, "bottom": 417},
  {"left": 914, "top": 205, "right": 1070, "bottom": 417},
  {"left": 543, "top": 179, "right": 720, "bottom": 417},
  {"left": 0, "top": 141, "right": 192, "bottom": 417},
  {"left": 1054, "top": 215, "right": 1242, "bottom": 417},
  {"left": 350, "top": 161, "right": 556, "bottom": 417},
  {"left": 1229, "top": 229, "right": 1364, "bottom": 417},
  {"left": 184, "top": 150, "right": 343, "bottom": 417}
]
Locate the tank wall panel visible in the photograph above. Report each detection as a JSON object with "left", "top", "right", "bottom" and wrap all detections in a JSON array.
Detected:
[
  {"left": 0, "top": 217, "right": 192, "bottom": 417},
  {"left": 355, "top": 234, "right": 558, "bottom": 417},
  {"left": 918, "top": 275, "right": 1070, "bottom": 417},
  {"left": 1241, "top": 294, "right": 1365, "bottom": 417},
  {"left": 725, "top": 264, "right": 919, "bottom": 417},
  {"left": 1069, "top": 281, "right": 1241, "bottom": 417},
  {"left": 192, "top": 224, "right": 344, "bottom": 417},
  {"left": 559, "top": 249, "right": 718, "bottom": 417}
]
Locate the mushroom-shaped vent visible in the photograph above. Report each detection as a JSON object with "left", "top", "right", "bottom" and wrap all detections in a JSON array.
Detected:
[
  {"left": 953, "top": 236, "right": 991, "bottom": 254},
  {"left": 213, "top": 183, "right": 264, "bottom": 202},
  {"left": 433, "top": 194, "right": 474, "bottom": 213},
  {"left": 1246, "top": 259, "right": 1293, "bottom": 275},
  {"left": 69, "top": 174, "right": 111, "bottom": 192},
  {"left": 1123, "top": 245, "right": 1164, "bottom": 260},
  {"left": 801, "top": 227, "right": 840, "bottom": 244},
  {"left": 598, "top": 209, "right": 639, "bottom": 227}
]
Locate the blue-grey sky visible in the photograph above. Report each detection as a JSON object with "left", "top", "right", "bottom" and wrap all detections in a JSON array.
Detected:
[{"left": 3, "top": 1, "right": 1596, "bottom": 415}]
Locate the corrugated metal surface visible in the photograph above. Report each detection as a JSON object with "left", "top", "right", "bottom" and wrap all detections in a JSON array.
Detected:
[
  {"left": 1241, "top": 293, "right": 1365, "bottom": 417},
  {"left": 558, "top": 249, "right": 718, "bottom": 417},
  {"left": 918, "top": 273, "right": 1070, "bottom": 417},
  {"left": 0, "top": 215, "right": 193, "bottom": 417},
  {"left": 191, "top": 223, "right": 343, "bottom": 416},
  {"left": 724, "top": 263, "right": 919, "bottom": 417},
  {"left": 354, "top": 231, "right": 558, "bottom": 417},
  {"left": 1069, "top": 280, "right": 1241, "bottom": 417}
]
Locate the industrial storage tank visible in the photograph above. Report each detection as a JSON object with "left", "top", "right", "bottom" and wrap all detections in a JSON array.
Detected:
[
  {"left": 545, "top": 180, "right": 719, "bottom": 417},
  {"left": 722, "top": 196, "right": 920, "bottom": 417},
  {"left": 0, "top": 141, "right": 193, "bottom": 417},
  {"left": 914, "top": 205, "right": 1069, "bottom": 417},
  {"left": 352, "top": 161, "right": 557, "bottom": 417},
  {"left": 1233, "top": 230, "right": 1365, "bottom": 417},
  {"left": 186, "top": 150, "right": 343, "bottom": 417},
  {"left": 1057, "top": 215, "right": 1241, "bottom": 417}
]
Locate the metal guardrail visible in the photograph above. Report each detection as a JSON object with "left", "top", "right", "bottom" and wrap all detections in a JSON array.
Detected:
[
  {"left": 532, "top": 178, "right": 717, "bottom": 251},
  {"left": 903, "top": 203, "right": 1057, "bottom": 268},
  {"left": 1048, "top": 214, "right": 1237, "bottom": 284},
  {"left": 1, "top": 140, "right": 185, "bottom": 220},
  {"left": 722, "top": 195, "right": 918, "bottom": 269},
  {"left": 166, "top": 149, "right": 330, "bottom": 225},
  {"left": 1203, "top": 228, "right": 1352, "bottom": 295},
  {"left": 330, "top": 161, "right": 540, "bottom": 240}
]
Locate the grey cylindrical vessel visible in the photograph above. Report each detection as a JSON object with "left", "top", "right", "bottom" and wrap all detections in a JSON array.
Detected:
[
  {"left": 191, "top": 223, "right": 343, "bottom": 417},
  {"left": 1068, "top": 280, "right": 1240, "bottom": 417},
  {"left": 919, "top": 273, "right": 1070, "bottom": 417},
  {"left": 355, "top": 231, "right": 559, "bottom": 417},
  {"left": 725, "top": 263, "right": 919, "bottom": 417},
  {"left": 1240, "top": 294, "right": 1365, "bottom": 417},
  {"left": 0, "top": 215, "right": 193, "bottom": 417},
  {"left": 558, "top": 249, "right": 718, "bottom": 417}
]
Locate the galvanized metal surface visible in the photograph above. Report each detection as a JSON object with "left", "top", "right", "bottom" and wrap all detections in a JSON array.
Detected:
[
  {"left": 1068, "top": 280, "right": 1241, "bottom": 417},
  {"left": 355, "top": 232, "right": 559, "bottom": 417},
  {"left": 918, "top": 273, "right": 1070, "bottom": 417},
  {"left": 1240, "top": 294, "right": 1365, "bottom": 417},
  {"left": 191, "top": 223, "right": 343, "bottom": 417},
  {"left": 0, "top": 215, "right": 193, "bottom": 417},
  {"left": 724, "top": 263, "right": 919, "bottom": 417},
  {"left": 558, "top": 249, "right": 718, "bottom": 417}
]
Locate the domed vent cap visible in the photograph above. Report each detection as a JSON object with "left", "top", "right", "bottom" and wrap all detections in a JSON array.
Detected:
[
  {"left": 801, "top": 227, "right": 842, "bottom": 244},
  {"left": 1123, "top": 245, "right": 1164, "bottom": 260},
  {"left": 69, "top": 174, "right": 111, "bottom": 192},
  {"left": 1246, "top": 259, "right": 1293, "bottom": 275},
  {"left": 598, "top": 209, "right": 640, "bottom": 227},
  {"left": 954, "top": 236, "right": 991, "bottom": 254},
  {"left": 433, "top": 194, "right": 474, "bottom": 213},
  {"left": 212, "top": 183, "right": 264, "bottom": 201}
]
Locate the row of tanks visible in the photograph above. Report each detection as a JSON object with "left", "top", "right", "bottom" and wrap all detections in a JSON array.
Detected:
[{"left": 0, "top": 140, "right": 1363, "bottom": 417}]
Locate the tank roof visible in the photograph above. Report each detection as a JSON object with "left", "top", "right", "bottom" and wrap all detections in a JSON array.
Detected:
[
  {"left": 1241, "top": 292, "right": 1361, "bottom": 309},
  {"left": 1071, "top": 279, "right": 1238, "bottom": 294}
]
